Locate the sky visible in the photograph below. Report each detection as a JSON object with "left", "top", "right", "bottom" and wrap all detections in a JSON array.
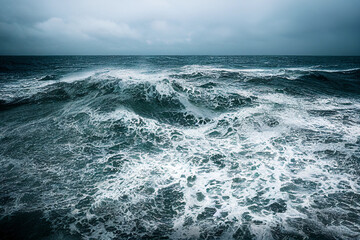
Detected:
[{"left": 0, "top": 0, "right": 359, "bottom": 55}]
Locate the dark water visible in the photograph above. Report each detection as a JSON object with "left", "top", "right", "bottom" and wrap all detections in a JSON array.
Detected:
[{"left": 0, "top": 56, "right": 359, "bottom": 240}]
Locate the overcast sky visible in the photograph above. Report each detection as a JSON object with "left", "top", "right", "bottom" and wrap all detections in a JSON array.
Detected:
[{"left": 0, "top": 0, "right": 359, "bottom": 55}]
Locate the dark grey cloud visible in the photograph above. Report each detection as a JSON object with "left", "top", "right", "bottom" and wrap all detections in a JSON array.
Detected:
[{"left": 0, "top": 0, "right": 359, "bottom": 55}]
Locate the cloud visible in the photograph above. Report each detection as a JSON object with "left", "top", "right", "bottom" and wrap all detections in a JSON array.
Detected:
[
  {"left": 0, "top": 0, "right": 359, "bottom": 55},
  {"left": 34, "top": 18, "right": 139, "bottom": 40}
]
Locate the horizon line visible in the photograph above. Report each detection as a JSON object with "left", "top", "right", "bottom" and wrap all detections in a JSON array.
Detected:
[{"left": 1, "top": 54, "right": 360, "bottom": 57}]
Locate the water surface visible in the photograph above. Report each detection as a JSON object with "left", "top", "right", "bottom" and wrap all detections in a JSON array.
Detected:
[{"left": 0, "top": 56, "right": 359, "bottom": 239}]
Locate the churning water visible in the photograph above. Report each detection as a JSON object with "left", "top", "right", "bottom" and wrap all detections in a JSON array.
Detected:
[{"left": 0, "top": 56, "right": 359, "bottom": 239}]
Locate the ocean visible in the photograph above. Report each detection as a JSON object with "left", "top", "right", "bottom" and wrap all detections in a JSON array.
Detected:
[{"left": 0, "top": 56, "right": 359, "bottom": 239}]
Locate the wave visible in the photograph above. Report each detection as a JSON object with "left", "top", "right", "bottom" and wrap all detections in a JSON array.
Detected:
[
  {"left": 2, "top": 66, "right": 358, "bottom": 115},
  {"left": 175, "top": 66, "right": 360, "bottom": 95},
  {"left": 0, "top": 71, "right": 255, "bottom": 126}
]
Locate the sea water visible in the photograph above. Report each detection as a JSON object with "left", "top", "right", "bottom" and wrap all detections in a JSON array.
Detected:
[{"left": 0, "top": 56, "right": 359, "bottom": 239}]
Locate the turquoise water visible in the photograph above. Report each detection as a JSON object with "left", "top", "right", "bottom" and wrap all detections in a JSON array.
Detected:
[{"left": 0, "top": 56, "right": 359, "bottom": 239}]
